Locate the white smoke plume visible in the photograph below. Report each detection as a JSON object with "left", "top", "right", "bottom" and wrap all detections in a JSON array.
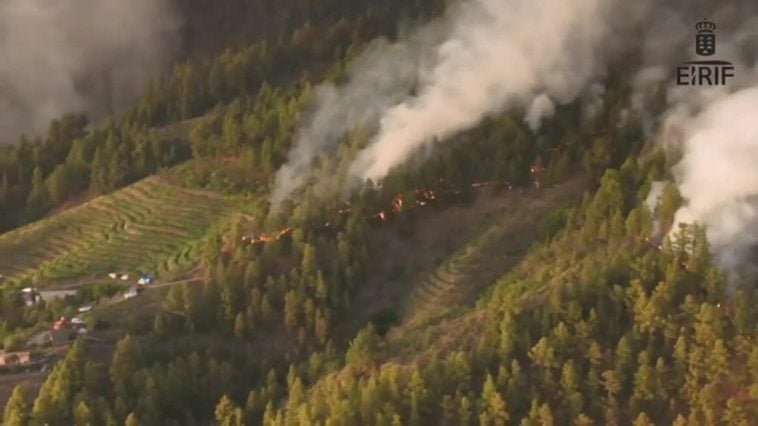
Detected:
[
  {"left": 668, "top": 87, "right": 758, "bottom": 278},
  {"left": 641, "top": 7, "right": 758, "bottom": 279},
  {"left": 582, "top": 83, "right": 605, "bottom": 122},
  {"left": 272, "top": 0, "right": 758, "bottom": 279},
  {"left": 272, "top": 0, "right": 636, "bottom": 204},
  {"left": 348, "top": 0, "right": 623, "bottom": 183},
  {"left": 525, "top": 94, "right": 555, "bottom": 132},
  {"left": 269, "top": 25, "right": 445, "bottom": 207},
  {"left": 0, "top": 0, "right": 180, "bottom": 143},
  {"left": 645, "top": 181, "right": 668, "bottom": 238}
]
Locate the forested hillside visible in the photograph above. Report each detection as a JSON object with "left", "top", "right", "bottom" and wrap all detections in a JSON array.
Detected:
[
  {"left": 0, "top": 0, "right": 443, "bottom": 233},
  {"left": 0, "top": 0, "right": 756, "bottom": 425}
]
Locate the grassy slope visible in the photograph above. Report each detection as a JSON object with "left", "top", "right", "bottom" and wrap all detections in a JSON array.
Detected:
[{"left": 0, "top": 174, "right": 253, "bottom": 287}]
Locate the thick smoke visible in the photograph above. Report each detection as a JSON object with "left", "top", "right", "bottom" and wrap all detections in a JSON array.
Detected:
[
  {"left": 273, "top": 0, "right": 632, "bottom": 202},
  {"left": 0, "top": 0, "right": 179, "bottom": 143},
  {"left": 272, "top": 0, "right": 758, "bottom": 277},
  {"left": 525, "top": 94, "right": 556, "bottom": 132},
  {"left": 269, "top": 25, "right": 444, "bottom": 207},
  {"left": 646, "top": 7, "right": 758, "bottom": 279},
  {"left": 348, "top": 0, "right": 624, "bottom": 182},
  {"left": 668, "top": 88, "right": 758, "bottom": 278}
]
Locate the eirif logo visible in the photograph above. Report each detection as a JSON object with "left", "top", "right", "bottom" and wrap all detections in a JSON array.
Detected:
[{"left": 676, "top": 19, "right": 735, "bottom": 86}]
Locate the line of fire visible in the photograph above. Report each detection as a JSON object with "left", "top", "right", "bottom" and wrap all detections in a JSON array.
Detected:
[{"left": 241, "top": 158, "right": 547, "bottom": 247}]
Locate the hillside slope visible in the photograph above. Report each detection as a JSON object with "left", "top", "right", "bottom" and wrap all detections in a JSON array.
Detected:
[
  {"left": 270, "top": 172, "right": 758, "bottom": 426},
  {"left": 347, "top": 178, "right": 587, "bottom": 340},
  {"left": 0, "top": 175, "right": 252, "bottom": 286}
]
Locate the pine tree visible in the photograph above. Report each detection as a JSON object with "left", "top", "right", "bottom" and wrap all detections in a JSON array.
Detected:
[
  {"left": 632, "top": 412, "right": 654, "bottom": 426},
  {"left": 538, "top": 403, "right": 555, "bottom": 426},
  {"left": 560, "top": 360, "right": 583, "bottom": 419},
  {"left": 90, "top": 147, "right": 109, "bottom": 194},
  {"left": 74, "top": 400, "right": 94, "bottom": 426},
  {"left": 110, "top": 335, "right": 143, "bottom": 397},
  {"left": 284, "top": 290, "right": 301, "bottom": 331},
  {"left": 314, "top": 309, "right": 330, "bottom": 346},
  {"left": 722, "top": 397, "right": 749, "bottom": 426},
  {"left": 124, "top": 412, "right": 140, "bottom": 426},
  {"left": 234, "top": 312, "right": 247, "bottom": 339},
  {"left": 573, "top": 413, "right": 594, "bottom": 426},
  {"left": 458, "top": 396, "right": 472, "bottom": 426},
  {"left": 300, "top": 244, "right": 317, "bottom": 279},
  {"left": 216, "top": 395, "right": 244, "bottom": 426},
  {"left": 47, "top": 164, "right": 71, "bottom": 205},
  {"left": 26, "top": 166, "right": 50, "bottom": 219},
  {"left": 3, "top": 385, "right": 29, "bottom": 426},
  {"left": 529, "top": 337, "right": 557, "bottom": 369},
  {"left": 346, "top": 323, "right": 381, "bottom": 366},
  {"left": 479, "top": 374, "right": 508, "bottom": 425}
]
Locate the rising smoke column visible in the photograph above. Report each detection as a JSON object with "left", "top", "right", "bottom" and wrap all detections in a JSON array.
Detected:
[
  {"left": 269, "top": 25, "right": 445, "bottom": 207},
  {"left": 348, "top": 0, "right": 621, "bottom": 182},
  {"left": 271, "top": 0, "right": 758, "bottom": 207},
  {"left": 0, "top": 0, "right": 179, "bottom": 143},
  {"left": 271, "top": 0, "right": 642, "bottom": 204},
  {"left": 668, "top": 86, "right": 758, "bottom": 277}
]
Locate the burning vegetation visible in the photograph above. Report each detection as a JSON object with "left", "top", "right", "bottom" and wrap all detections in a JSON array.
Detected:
[
  {"left": 529, "top": 156, "right": 546, "bottom": 189},
  {"left": 243, "top": 227, "right": 294, "bottom": 246},
  {"left": 244, "top": 178, "right": 525, "bottom": 247}
]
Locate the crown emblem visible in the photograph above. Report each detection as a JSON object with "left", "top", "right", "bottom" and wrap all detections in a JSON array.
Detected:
[
  {"left": 696, "top": 20, "right": 716, "bottom": 33},
  {"left": 695, "top": 19, "right": 716, "bottom": 56}
]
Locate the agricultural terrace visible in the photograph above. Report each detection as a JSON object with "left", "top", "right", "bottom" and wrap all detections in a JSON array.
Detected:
[{"left": 0, "top": 176, "right": 253, "bottom": 286}]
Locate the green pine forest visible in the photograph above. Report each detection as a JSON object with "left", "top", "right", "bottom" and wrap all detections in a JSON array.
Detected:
[{"left": 0, "top": 0, "right": 756, "bottom": 425}]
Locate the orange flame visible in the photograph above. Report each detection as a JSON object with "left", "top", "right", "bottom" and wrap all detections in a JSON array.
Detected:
[{"left": 392, "top": 196, "right": 404, "bottom": 213}]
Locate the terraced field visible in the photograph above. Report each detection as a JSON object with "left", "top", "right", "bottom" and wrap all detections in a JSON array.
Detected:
[
  {"left": 0, "top": 176, "right": 253, "bottom": 286},
  {"left": 395, "top": 178, "right": 587, "bottom": 332},
  {"left": 398, "top": 207, "right": 533, "bottom": 330}
]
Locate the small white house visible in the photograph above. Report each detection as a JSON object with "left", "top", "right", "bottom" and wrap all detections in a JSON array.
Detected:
[
  {"left": 77, "top": 306, "right": 92, "bottom": 313},
  {"left": 108, "top": 273, "right": 118, "bottom": 279},
  {"left": 120, "top": 274, "right": 129, "bottom": 281}
]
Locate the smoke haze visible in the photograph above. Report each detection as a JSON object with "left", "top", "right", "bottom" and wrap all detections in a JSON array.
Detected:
[
  {"left": 0, "top": 0, "right": 179, "bottom": 143},
  {"left": 668, "top": 88, "right": 758, "bottom": 279},
  {"left": 348, "top": 0, "right": 622, "bottom": 183},
  {"left": 272, "top": 0, "right": 710, "bottom": 202},
  {"left": 271, "top": 0, "right": 758, "bottom": 276},
  {"left": 269, "top": 25, "right": 445, "bottom": 207}
]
